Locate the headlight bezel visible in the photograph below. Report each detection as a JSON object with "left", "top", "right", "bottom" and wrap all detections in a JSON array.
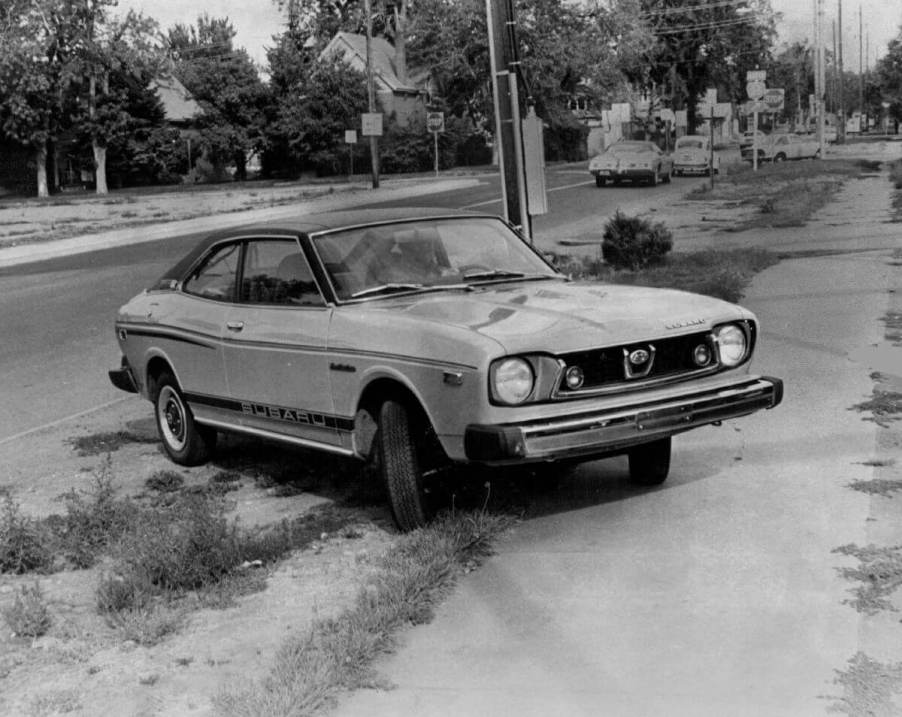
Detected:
[{"left": 713, "top": 321, "right": 753, "bottom": 368}]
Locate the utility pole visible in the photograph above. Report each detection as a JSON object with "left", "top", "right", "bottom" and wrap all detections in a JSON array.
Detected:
[
  {"left": 838, "top": 0, "right": 845, "bottom": 142},
  {"left": 485, "top": 0, "right": 529, "bottom": 235},
  {"left": 814, "top": 0, "right": 825, "bottom": 154},
  {"left": 832, "top": 19, "right": 837, "bottom": 113},
  {"left": 365, "top": 0, "right": 379, "bottom": 188},
  {"left": 859, "top": 4, "right": 863, "bottom": 122}
]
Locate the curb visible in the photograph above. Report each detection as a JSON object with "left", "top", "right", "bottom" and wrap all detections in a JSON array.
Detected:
[{"left": 0, "top": 177, "right": 483, "bottom": 269}]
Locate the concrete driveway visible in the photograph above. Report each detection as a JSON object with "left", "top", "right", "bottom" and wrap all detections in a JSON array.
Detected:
[{"left": 332, "top": 171, "right": 902, "bottom": 715}]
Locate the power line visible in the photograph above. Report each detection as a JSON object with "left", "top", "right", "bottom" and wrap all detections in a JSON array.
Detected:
[
  {"left": 640, "top": 0, "right": 759, "bottom": 18},
  {"left": 652, "top": 15, "right": 762, "bottom": 34}
]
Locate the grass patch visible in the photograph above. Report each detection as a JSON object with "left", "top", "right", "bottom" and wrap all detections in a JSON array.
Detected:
[
  {"left": 833, "top": 543, "right": 902, "bottom": 614},
  {"left": 847, "top": 478, "right": 902, "bottom": 498},
  {"left": 215, "top": 510, "right": 511, "bottom": 716},
  {"left": 850, "top": 388, "right": 902, "bottom": 428},
  {"left": 68, "top": 430, "right": 157, "bottom": 456},
  {"left": 685, "top": 159, "right": 873, "bottom": 231},
  {"left": 556, "top": 247, "right": 778, "bottom": 304},
  {"left": 824, "top": 651, "right": 902, "bottom": 716}
]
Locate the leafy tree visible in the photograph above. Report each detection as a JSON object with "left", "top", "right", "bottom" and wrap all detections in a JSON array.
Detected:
[
  {"left": 167, "top": 16, "right": 270, "bottom": 180},
  {"left": 0, "top": 1, "right": 74, "bottom": 196},
  {"left": 267, "top": 55, "right": 369, "bottom": 176},
  {"left": 638, "top": 0, "right": 776, "bottom": 129},
  {"left": 877, "top": 27, "right": 902, "bottom": 125}
]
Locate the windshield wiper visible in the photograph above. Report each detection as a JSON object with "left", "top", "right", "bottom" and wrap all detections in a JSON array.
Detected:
[
  {"left": 462, "top": 270, "right": 559, "bottom": 283},
  {"left": 350, "top": 283, "right": 423, "bottom": 299}
]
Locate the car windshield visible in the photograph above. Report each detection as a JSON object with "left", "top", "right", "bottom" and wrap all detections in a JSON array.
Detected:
[
  {"left": 312, "top": 217, "right": 558, "bottom": 301},
  {"left": 608, "top": 143, "right": 656, "bottom": 157},
  {"left": 676, "top": 139, "right": 704, "bottom": 149}
]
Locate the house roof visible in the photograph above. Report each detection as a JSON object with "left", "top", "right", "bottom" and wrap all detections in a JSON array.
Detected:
[
  {"left": 150, "top": 75, "right": 202, "bottom": 123},
  {"left": 319, "top": 32, "right": 420, "bottom": 94}
]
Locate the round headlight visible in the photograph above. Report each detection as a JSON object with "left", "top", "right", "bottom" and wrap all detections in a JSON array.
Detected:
[
  {"left": 715, "top": 324, "right": 748, "bottom": 367},
  {"left": 493, "top": 358, "right": 535, "bottom": 405},
  {"left": 693, "top": 344, "right": 712, "bottom": 367}
]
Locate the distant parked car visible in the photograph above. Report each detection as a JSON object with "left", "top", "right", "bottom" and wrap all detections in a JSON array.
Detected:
[
  {"left": 739, "top": 130, "right": 767, "bottom": 149},
  {"left": 588, "top": 141, "right": 674, "bottom": 187},
  {"left": 672, "top": 135, "right": 720, "bottom": 176},
  {"left": 741, "top": 133, "right": 821, "bottom": 163},
  {"left": 108, "top": 208, "right": 783, "bottom": 530}
]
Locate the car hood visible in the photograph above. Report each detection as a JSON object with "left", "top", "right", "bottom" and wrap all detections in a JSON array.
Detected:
[{"left": 366, "top": 280, "right": 751, "bottom": 355}]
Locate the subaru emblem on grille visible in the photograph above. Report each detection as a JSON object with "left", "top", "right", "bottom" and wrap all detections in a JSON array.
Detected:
[{"left": 622, "top": 345, "right": 656, "bottom": 379}]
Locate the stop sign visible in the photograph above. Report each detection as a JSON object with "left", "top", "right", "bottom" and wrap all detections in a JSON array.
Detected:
[
  {"left": 426, "top": 112, "right": 445, "bottom": 133},
  {"left": 762, "top": 88, "right": 785, "bottom": 111}
]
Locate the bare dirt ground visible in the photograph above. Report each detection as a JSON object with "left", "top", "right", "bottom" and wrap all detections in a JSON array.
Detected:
[{"left": 1, "top": 144, "right": 899, "bottom": 716}]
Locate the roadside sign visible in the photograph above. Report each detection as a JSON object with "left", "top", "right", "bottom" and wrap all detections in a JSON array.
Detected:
[
  {"left": 344, "top": 130, "right": 357, "bottom": 144},
  {"left": 746, "top": 80, "right": 766, "bottom": 100},
  {"left": 762, "top": 88, "right": 784, "bottom": 112},
  {"left": 746, "top": 70, "right": 767, "bottom": 82},
  {"left": 361, "top": 112, "right": 383, "bottom": 137},
  {"left": 745, "top": 100, "right": 768, "bottom": 114},
  {"left": 426, "top": 111, "right": 445, "bottom": 133},
  {"left": 674, "top": 110, "right": 687, "bottom": 128}
]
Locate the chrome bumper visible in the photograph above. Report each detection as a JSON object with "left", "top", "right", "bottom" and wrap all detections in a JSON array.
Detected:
[{"left": 464, "top": 376, "right": 782, "bottom": 463}]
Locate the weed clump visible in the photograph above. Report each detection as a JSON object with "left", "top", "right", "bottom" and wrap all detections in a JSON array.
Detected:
[
  {"left": 0, "top": 498, "right": 54, "bottom": 574},
  {"left": 3, "top": 583, "right": 52, "bottom": 637},
  {"left": 602, "top": 211, "right": 673, "bottom": 270}
]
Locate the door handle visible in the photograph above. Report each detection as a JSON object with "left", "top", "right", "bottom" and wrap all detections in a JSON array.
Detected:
[{"left": 226, "top": 321, "right": 244, "bottom": 332}]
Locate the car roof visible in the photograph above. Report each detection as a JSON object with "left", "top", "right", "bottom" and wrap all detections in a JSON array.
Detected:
[{"left": 153, "top": 207, "right": 496, "bottom": 286}]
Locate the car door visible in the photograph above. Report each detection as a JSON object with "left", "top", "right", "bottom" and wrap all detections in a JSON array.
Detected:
[
  {"left": 221, "top": 236, "right": 341, "bottom": 448},
  {"left": 162, "top": 240, "right": 240, "bottom": 426}
]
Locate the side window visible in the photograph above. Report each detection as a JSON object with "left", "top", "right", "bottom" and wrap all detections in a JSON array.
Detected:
[
  {"left": 241, "top": 239, "right": 323, "bottom": 306},
  {"left": 183, "top": 243, "right": 240, "bottom": 301}
]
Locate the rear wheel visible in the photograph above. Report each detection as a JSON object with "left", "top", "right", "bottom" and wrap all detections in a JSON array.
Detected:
[
  {"left": 628, "top": 437, "right": 671, "bottom": 486},
  {"left": 153, "top": 372, "right": 216, "bottom": 466},
  {"left": 595, "top": 175, "right": 606, "bottom": 187},
  {"left": 378, "top": 399, "right": 443, "bottom": 531},
  {"left": 773, "top": 153, "right": 786, "bottom": 163}
]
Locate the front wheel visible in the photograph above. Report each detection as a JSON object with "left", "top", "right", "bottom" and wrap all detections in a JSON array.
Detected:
[
  {"left": 378, "top": 400, "right": 434, "bottom": 531},
  {"left": 153, "top": 372, "right": 216, "bottom": 466},
  {"left": 773, "top": 153, "right": 786, "bottom": 163},
  {"left": 595, "top": 175, "right": 606, "bottom": 187},
  {"left": 628, "top": 437, "right": 671, "bottom": 486}
]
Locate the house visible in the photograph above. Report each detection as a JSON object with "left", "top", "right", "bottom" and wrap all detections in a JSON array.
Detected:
[
  {"left": 150, "top": 74, "right": 202, "bottom": 126},
  {"left": 319, "top": 32, "right": 425, "bottom": 126}
]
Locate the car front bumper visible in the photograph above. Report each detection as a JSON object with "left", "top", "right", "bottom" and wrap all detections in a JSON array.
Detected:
[
  {"left": 464, "top": 375, "right": 783, "bottom": 463},
  {"left": 591, "top": 168, "right": 655, "bottom": 181},
  {"left": 674, "top": 163, "right": 709, "bottom": 175}
]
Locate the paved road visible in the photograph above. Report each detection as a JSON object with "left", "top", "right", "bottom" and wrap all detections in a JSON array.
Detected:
[{"left": 0, "top": 167, "right": 690, "bottom": 443}]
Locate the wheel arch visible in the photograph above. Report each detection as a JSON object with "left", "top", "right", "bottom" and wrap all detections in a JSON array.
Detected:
[
  {"left": 353, "top": 375, "right": 435, "bottom": 461},
  {"left": 145, "top": 352, "right": 179, "bottom": 401}
]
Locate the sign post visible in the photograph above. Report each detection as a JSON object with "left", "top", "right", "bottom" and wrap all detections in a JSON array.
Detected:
[
  {"left": 426, "top": 112, "right": 445, "bottom": 177},
  {"left": 746, "top": 70, "right": 766, "bottom": 172},
  {"left": 344, "top": 130, "right": 357, "bottom": 181}
]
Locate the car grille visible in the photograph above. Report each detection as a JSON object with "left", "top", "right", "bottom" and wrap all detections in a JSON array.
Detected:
[{"left": 554, "top": 331, "right": 719, "bottom": 397}]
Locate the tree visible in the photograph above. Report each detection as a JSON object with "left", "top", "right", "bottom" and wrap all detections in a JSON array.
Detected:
[
  {"left": 268, "top": 55, "right": 369, "bottom": 175},
  {"left": 71, "top": 1, "right": 161, "bottom": 194},
  {"left": 0, "top": 1, "right": 73, "bottom": 197},
  {"left": 877, "top": 27, "right": 902, "bottom": 126},
  {"left": 766, "top": 42, "right": 813, "bottom": 126},
  {"left": 168, "top": 16, "right": 270, "bottom": 181},
  {"left": 638, "top": 0, "right": 776, "bottom": 130}
]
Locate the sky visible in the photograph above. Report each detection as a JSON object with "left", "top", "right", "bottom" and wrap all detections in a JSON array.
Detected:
[{"left": 117, "top": 0, "right": 902, "bottom": 70}]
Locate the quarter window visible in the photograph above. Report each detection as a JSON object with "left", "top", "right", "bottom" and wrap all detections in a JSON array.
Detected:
[
  {"left": 241, "top": 239, "right": 323, "bottom": 306},
  {"left": 183, "top": 243, "right": 240, "bottom": 301}
]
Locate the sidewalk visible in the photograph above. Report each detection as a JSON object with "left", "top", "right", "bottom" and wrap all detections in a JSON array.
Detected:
[{"left": 0, "top": 176, "right": 482, "bottom": 269}]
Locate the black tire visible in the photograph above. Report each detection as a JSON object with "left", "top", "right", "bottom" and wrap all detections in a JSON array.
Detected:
[
  {"left": 773, "top": 153, "right": 786, "bottom": 163},
  {"left": 378, "top": 400, "right": 432, "bottom": 531},
  {"left": 153, "top": 372, "right": 215, "bottom": 466},
  {"left": 649, "top": 168, "right": 659, "bottom": 186},
  {"left": 628, "top": 437, "right": 671, "bottom": 486},
  {"left": 595, "top": 175, "right": 606, "bottom": 187}
]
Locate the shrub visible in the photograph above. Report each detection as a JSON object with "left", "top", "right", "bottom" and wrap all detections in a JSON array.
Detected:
[
  {"left": 3, "top": 583, "right": 52, "bottom": 637},
  {"left": 601, "top": 211, "right": 673, "bottom": 270},
  {"left": 0, "top": 498, "right": 53, "bottom": 574}
]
